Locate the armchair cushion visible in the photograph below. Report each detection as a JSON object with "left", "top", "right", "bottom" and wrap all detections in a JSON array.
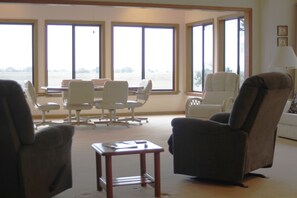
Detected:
[{"left": 0, "top": 80, "right": 34, "bottom": 144}]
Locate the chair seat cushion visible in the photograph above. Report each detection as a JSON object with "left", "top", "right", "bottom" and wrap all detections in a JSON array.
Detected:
[
  {"left": 64, "top": 103, "right": 93, "bottom": 110},
  {"left": 38, "top": 102, "right": 60, "bottom": 111},
  {"left": 187, "top": 104, "right": 222, "bottom": 119},
  {"left": 126, "top": 100, "right": 143, "bottom": 108},
  {"left": 95, "top": 101, "right": 126, "bottom": 110}
]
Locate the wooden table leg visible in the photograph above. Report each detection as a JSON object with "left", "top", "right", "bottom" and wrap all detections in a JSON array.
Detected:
[
  {"left": 140, "top": 153, "right": 146, "bottom": 187},
  {"left": 105, "top": 156, "right": 113, "bottom": 198},
  {"left": 95, "top": 153, "right": 102, "bottom": 191},
  {"left": 154, "top": 152, "right": 161, "bottom": 197}
]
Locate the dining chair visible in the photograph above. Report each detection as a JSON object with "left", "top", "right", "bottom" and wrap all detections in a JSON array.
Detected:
[
  {"left": 61, "top": 79, "right": 82, "bottom": 103},
  {"left": 24, "top": 80, "right": 60, "bottom": 127},
  {"left": 94, "top": 80, "right": 129, "bottom": 127},
  {"left": 91, "top": 78, "right": 111, "bottom": 119},
  {"left": 61, "top": 79, "right": 82, "bottom": 121},
  {"left": 120, "top": 79, "right": 152, "bottom": 125},
  {"left": 63, "top": 80, "right": 95, "bottom": 127}
]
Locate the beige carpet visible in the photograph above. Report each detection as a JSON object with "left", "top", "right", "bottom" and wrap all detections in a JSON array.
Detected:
[{"left": 53, "top": 115, "right": 297, "bottom": 198}]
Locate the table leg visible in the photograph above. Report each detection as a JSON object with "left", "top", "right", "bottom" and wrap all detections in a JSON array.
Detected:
[
  {"left": 105, "top": 156, "right": 113, "bottom": 198},
  {"left": 95, "top": 153, "right": 102, "bottom": 191},
  {"left": 154, "top": 152, "right": 161, "bottom": 197},
  {"left": 140, "top": 153, "right": 146, "bottom": 187}
]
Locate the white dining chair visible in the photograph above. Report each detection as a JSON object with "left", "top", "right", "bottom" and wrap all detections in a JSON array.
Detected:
[
  {"left": 120, "top": 79, "right": 152, "bottom": 125},
  {"left": 63, "top": 80, "right": 95, "bottom": 127},
  {"left": 24, "top": 80, "right": 60, "bottom": 127},
  {"left": 91, "top": 78, "right": 111, "bottom": 119},
  {"left": 94, "top": 81, "right": 129, "bottom": 127}
]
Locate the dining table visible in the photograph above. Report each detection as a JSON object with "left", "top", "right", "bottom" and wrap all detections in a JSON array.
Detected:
[{"left": 41, "top": 85, "right": 141, "bottom": 94}]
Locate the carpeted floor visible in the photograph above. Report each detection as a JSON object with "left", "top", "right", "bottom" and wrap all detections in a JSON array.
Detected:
[{"left": 53, "top": 115, "right": 297, "bottom": 198}]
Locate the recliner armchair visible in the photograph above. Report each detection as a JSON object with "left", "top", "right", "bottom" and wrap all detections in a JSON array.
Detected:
[
  {"left": 168, "top": 72, "right": 292, "bottom": 185},
  {"left": 186, "top": 72, "right": 239, "bottom": 119},
  {"left": 0, "top": 80, "right": 75, "bottom": 198}
]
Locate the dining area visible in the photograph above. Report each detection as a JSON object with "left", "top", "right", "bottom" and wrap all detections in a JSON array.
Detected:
[{"left": 24, "top": 79, "right": 153, "bottom": 128}]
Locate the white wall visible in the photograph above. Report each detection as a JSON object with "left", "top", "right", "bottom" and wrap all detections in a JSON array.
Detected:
[{"left": 260, "top": 0, "right": 297, "bottom": 70}]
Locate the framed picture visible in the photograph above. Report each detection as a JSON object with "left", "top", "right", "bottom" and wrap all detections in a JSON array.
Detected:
[
  {"left": 277, "top": 25, "right": 288, "bottom": 36},
  {"left": 277, "top": 37, "right": 288, "bottom": 46}
]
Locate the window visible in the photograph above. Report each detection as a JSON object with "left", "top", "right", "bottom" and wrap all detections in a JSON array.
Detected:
[
  {"left": 0, "top": 22, "right": 35, "bottom": 87},
  {"left": 113, "top": 24, "right": 176, "bottom": 91},
  {"left": 190, "top": 22, "right": 214, "bottom": 92},
  {"left": 224, "top": 17, "right": 245, "bottom": 85},
  {"left": 46, "top": 22, "right": 102, "bottom": 86}
]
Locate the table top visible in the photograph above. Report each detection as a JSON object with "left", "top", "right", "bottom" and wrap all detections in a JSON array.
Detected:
[
  {"left": 41, "top": 85, "right": 104, "bottom": 91},
  {"left": 41, "top": 85, "right": 141, "bottom": 92},
  {"left": 92, "top": 140, "right": 164, "bottom": 156}
]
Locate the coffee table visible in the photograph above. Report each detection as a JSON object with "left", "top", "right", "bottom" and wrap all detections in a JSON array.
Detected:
[{"left": 91, "top": 140, "right": 164, "bottom": 198}]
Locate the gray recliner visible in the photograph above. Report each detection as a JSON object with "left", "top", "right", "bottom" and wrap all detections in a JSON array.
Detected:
[
  {"left": 0, "top": 80, "right": 75, "bottom": 198},
  {"left": 168, "top": 72, "right": 292, "bottom": 185}
]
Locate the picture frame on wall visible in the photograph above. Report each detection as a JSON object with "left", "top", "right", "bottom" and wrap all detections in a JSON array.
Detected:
[
  {"left": 277, "top": 37, "right": 288, "bottom": 46},
  {"left": 277, "top": 25, "right": 288, "bottom": 36}
]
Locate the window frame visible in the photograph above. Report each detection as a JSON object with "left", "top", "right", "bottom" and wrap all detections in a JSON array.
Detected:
[
  {"left": 0, "top": 19, "right": 38, "bottom": 89},
  {"left": 218, "top": 13, "right": 251, "bottom": 86},
  {"left": 111, "top": 22, "right": 179, "bottom": 94},
  {"left": 223, "top": 16, "right": 245, "bottom": 85},
  {"left": 186, "top": 19, "right": 214, "bottom": 93},
  {"left": 45, "top": 20, "right": 105, "bottom": 86}
]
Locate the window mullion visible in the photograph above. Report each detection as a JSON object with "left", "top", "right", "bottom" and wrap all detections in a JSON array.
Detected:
[
  {"left": 142, "top": 27, "right": 145, "bottom": 79},
  {"left": 72, "top": 25, "right": 76, "bottom": 79},
  {"left": 202, "top": 25, "right": 205, "bottom": 89}
]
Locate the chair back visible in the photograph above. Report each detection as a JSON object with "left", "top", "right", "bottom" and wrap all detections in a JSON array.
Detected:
[
  {"left": 24, "top": 80, "right": 38, "bottom": 107},
  {"left": 61, "top": 79, "right": 82, "bottom": 102},
  {"left": 92, "top": 78, "right": 111, "bottom": 99},
  {"left": 136, "top": 79, "right": 152, "bottom": 102},
  {"left": 102, "top": 81, "right": 128, "bottom": 109},
  {"left": 229, "top": 72, "right": 292, "bottom": 172},
  {"left": 91, "top": 78, "right": 111, "bottom": 86},
  {"left": 202, "top": 72, "right": 239, "bottom": 104},
  {"left": 67, "top": 81, "right": 94, "bottom": 106}
]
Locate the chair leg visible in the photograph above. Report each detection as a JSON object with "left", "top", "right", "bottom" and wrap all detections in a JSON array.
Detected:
[
  {"left": 70, "top": 110, "right": 96, "bottom": 128},
  {"left": 34, "top": 110, "right": 60, "bottom": 128},
  {"left": 120, "top": 108, "right": 148, "bottom": 125},
  {"left": 94, "top": 109, "right": 129, "bottom": 127}
]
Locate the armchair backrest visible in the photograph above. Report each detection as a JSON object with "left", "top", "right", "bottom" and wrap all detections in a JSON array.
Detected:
[
  {"left": 0, "top": 80, "right": 35, "bottom": 196},
  {"left": 229, "top": 72, "right": 292, "bottom": 172},
  {"left": 202, "top": 72, "right": 239, "bottom": 104}
]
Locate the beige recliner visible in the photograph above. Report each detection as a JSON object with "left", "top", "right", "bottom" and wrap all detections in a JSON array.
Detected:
[
  {"left": 0, "top": 80, "right": 74, "bottom": 198},
  {"left": 186, "top": 72, "right": 239, "bottom": 119}
]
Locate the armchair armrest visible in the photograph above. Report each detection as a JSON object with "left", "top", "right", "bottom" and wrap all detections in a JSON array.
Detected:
[
  {"left": 185, "top": 97, "right": 203, "bottom": 117},
  {"left": 209, "top": 112, "right": 230, "bottom": 123},
  {"left": 33, "top": 125, "right": 74, "bottom": 149},
  {"left": 19, "top": 125, "right": 74, "bottom": 196}
]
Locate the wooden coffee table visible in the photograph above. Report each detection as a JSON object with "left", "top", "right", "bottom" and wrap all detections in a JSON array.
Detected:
[{"left": 91, "top": 140, "right": 164, "bottom": 198}]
